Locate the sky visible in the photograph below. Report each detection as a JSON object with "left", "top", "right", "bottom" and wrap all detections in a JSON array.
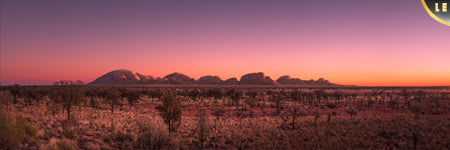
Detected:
[{"left": 1, "top": 0, "right": 450, "bottom": 86}]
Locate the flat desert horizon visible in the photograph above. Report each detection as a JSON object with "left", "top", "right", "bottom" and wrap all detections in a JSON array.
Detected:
[{"left": 1, "top": 0, "right": 449, "bottom": 150}]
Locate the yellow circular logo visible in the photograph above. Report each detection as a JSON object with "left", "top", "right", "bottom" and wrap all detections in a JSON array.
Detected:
[{"left": 422, "top": 0, "right": 450, "bottom": 26}]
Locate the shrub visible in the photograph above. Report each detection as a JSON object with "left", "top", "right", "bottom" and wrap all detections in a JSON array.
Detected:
[
  {"left": 134, "top": 118, "right": 171, "bottom": 149},
  {"left": 21, "top": 122, "right": 38, "bottom": 137},
  {"left": 326, "top": 102, "right": 337, "bottom": 109},
  {"left": 55, "top": 140, "right": 77, "bottom": 150},
  {"left": 116, "top": 132, "right": 134, "bottom": 143},
  {"left": 116, "top": 132, "right": 134, "bottom": 149},
  {"left": 0, "top": 116, "right": 25, "bottom": 149}
]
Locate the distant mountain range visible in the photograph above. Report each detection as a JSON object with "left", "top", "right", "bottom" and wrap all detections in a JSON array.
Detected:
[{"left": 88, "top": 69, "right": 337, "bottom": 85}]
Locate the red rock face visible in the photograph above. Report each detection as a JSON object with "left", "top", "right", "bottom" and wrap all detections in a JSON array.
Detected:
[
  {"left": 239, "top": 72, "right": 276, "bottom": 85},
  {"left": 197, "top": 76, "right": 223, "bottom": 84},
  {"left": 276, "top": 76, "right": 334, "bottom": 85},
  {"left": 89, "top": 69, "right": 142, "bottom": 85},
  {"left": 276, "top": 75, "right": 304, "bottom": 85},
  {"left": 161, "top": 72, "right": 196, "bottom": 84},
  {"left": 223, "top": 78, "right": 239, "bottom": 85},
  {"left": 136, "top": 73, "right": 155, "bottom": 83},
  {"left": 315, "top": 78, "right": 331, "bottom": 85}
]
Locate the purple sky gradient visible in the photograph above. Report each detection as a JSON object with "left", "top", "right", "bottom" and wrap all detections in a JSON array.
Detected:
[{"left": 1, "top": 0, "right": 450, "bottom": 86}]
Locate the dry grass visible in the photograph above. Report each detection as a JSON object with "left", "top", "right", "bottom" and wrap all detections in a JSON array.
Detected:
[{"left": 0, "top": 87, "right": 449, "bottom": 149}]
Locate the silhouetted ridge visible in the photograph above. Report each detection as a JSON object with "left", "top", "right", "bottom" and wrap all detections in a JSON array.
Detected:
[{"left": 89, "top": 69, "right": 337, "bottom": 85}]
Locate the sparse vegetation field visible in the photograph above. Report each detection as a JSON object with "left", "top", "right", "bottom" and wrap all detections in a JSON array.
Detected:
[{"left": 0, "top": 83, "right": 449, "bottom": 149}]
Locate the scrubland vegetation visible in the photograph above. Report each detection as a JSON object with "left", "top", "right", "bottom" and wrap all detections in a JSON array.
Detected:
[{"left": 0, "top": 81, "right": 449, "bottom": 149}]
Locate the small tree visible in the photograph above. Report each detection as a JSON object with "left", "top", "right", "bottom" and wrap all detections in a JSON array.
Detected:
[
  {"left": 102, "top": 88, "right": 121, "bottom": 114},
  {"left": 229, "top": 89, "right": 242, "bottom": 107},
  {"left": 432, "top": 95, "right": 441, "bottom": 114},
  {"left": 0, "top": 91, "right": 14, "bottom": 108},
  {"left": 207, "top": 88, "right": 224, "bottom": 104},
  {"left": 124, "top": 89, "right": 141, "bottom": 109},
  {"left": 23, "top": 87, "right": 44, "bottom": 106},
  {"left": 246, "top": 91, "right": 258, "bottom": 100},
  {"left": 270, "top": 92, "right": 283, "bottom": 115},
  {"left": 211, "top": 105, "right": 225, "bottom": 121},
  {"left": 188, "top": 89, "right": 201, "bottom": 102},
  {"left": 158, "top": 90, "right": 182, "bottom": 133},
  {"left": 400, "top": 89, "right": 411, "bottom": 105},
  {"left": 196, "top": 109, "right": 210, "bottom": 148},
  {"left": 226, "top": 88, "right": 242, "bottom": 107},
  {"left": 245, "top": 98, "right": 256, "bottom": 117},
  {"left": 290, "top": 90, "right": 302, "bottom": 102},
  {"left": 49, "top": 80, "right": 85, "bottom": 121},
  {"left": 410, "top": 104, "right": 423, "bottom": 119},
  {"left": 7, "top": 84, "right": 23, "bottom": 105},
  {"left": 313, "top": 110, "right": 321, "bottom": 128},
  {"left": 345, "top": 106, "right": 357, "bottom": 120},
  {"left": 283, "top": 103, "right": 304, "bottom": 129}
]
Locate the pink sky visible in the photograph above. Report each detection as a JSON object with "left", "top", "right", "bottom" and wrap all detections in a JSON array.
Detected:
[{"left": 1, "top": 0, "right": 450, "bottom": 86}]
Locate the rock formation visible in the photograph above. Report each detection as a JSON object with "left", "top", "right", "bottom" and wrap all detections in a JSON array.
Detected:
[
  {"left": 197, "top": 75, "right": 223, "bottom": 84},
  {"left": 276, "top": 75, "right": 304, "bottom": 85},
  {"left": 89, "top": 69, "right": 337, "bottom": 86},
  {"left": 160, "top": 72, "right": 196, "bottom": 84},
  {"left": 239, "top": 72, "right": 276, "bottom": 85},
  {"left": 223, "top": 78, "right": 239, "bottom": 85}
]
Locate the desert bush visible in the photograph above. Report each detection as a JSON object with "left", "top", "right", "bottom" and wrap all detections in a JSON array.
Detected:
[
  {"left": 326, "top": 102, "right": 337, "bottom": 109},
  {"left": 16, "top": 116, "right": 40, "bottom": 145},
  {"left": 116, "top": 132, "right": 134, "bottom": 148},
  {"left": 20, "top": 121, "right": 38, "bottom": 137},
  {"left": 56, "top": 141, "right": 77, "bottom": 150},
  {"left": 47, "top": 140, "right": 78, "bottom": 150},
  {"left": 0, "top": 115, "right": 41, "bottom": 149},
  {"left": 0, "top": 116, "right": 25, "bottom": 149},
  {"left": 116, "top": 132, "right": 134, "bottom": 143},
  {"left": 134, "top": 118, "right": 171, "bottom": 150}
]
